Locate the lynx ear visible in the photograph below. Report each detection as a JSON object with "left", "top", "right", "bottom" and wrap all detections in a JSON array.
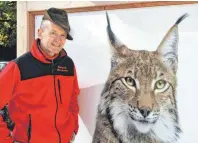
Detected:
[
  {"left": 106, "top": 12, "right": 132, "bottom": 56},
  {"left": 157, "top": 13, "right": 188, "bottom": 73},
  {"left": 106, "top": 12, "right": 132, "bottom": 69}
]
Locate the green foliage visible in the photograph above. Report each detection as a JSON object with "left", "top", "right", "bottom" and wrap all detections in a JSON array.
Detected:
[{"left": 0, "top": 1, "right": 16, "bottom": 48}]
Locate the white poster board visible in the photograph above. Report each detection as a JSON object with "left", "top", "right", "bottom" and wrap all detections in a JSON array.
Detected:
[{"left": 35, "top": 4, "right": 198, "bottom": 143}]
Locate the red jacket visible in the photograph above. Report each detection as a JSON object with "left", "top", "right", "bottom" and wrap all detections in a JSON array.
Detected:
[{"left": 0, "top": 39, "right": 80, "bottom": 143}]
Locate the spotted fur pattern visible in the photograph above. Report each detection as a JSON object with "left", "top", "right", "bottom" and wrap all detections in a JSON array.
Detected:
[{"left": 92, "top": 13, "right": 188, "bottom": 143}]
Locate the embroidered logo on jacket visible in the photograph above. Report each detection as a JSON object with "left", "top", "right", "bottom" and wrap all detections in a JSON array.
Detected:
[{"left": 57, "top": 66, "right": 68, "bottom": 72}]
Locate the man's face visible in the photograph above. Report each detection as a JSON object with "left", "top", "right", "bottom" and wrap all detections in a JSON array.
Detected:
[{"left": 38, "top": 21, "right": 67, "bottom": 57}]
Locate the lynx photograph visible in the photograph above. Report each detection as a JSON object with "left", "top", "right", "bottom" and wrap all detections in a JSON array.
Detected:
[{"left": 92, "top": 13, "right": 187, "bottom": 143}]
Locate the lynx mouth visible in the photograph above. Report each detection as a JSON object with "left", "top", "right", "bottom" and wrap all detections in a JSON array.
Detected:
[{"left": 129, "top": 114, "right": 157, "bottom": 124}]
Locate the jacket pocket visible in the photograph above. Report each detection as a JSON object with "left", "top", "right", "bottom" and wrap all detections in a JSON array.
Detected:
[
  {"left": 58, "top": 79, "right": 62, "bottom": 104},
  {"left": 28, "top": 114, "right": 31, "bottom": 143}
]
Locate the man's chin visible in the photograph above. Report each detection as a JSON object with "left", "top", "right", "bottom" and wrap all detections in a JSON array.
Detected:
[{"left": 46, "top": 51, "right": 59, "bottom": 58}]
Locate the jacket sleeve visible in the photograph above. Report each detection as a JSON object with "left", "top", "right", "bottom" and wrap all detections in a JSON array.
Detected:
[
  {"left": 0, "top": 61, "right": 20, "bottom": 142},
  {"left": 69, "top": 66, "right": 80, "bottom": 134}
]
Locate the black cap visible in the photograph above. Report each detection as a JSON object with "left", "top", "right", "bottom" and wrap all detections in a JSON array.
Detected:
[{"left": 43, "top": 7, "right": 73, "bottom": 40}]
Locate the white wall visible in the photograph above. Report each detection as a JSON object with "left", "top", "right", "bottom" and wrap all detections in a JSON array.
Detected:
[{"left": 35, "top": 4, "right": 198, "bottom": 143}]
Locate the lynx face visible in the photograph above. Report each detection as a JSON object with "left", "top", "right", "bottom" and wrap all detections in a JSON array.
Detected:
[
  {"left": 95, "top": 13, "right": 187, "bottom": 143},
  {"left": 105, "top": 51, "right": 177, "bottom": 134}
]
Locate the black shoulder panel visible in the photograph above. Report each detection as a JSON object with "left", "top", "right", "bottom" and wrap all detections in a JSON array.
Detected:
[{"left": 14, "top": 52, "right": 74, "bottom": 81}]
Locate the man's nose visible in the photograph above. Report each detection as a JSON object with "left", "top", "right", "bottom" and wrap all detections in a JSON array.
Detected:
[{"left": 55, "top": 35, "right": 62, "bottom": 41}]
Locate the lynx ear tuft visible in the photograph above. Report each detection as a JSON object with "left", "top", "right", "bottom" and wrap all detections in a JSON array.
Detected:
[
  {"left": 106, "top": 12, "right": 131, "bottom": 57},
  {"left": 157, "top": 13, "right": 188, "bottom": 73}
]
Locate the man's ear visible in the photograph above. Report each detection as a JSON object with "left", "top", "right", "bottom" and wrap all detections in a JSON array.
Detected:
[{"left": 37, "top": 29, "right": 43, "bottom": 39}]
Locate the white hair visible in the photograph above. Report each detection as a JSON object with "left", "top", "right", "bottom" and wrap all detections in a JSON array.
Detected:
[{"left": 40, "top": 20, "right": 51, "bottom": 30}]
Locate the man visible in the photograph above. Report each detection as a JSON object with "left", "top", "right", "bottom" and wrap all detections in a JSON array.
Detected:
[{"left": 0, "top": 7, "right": 80, "bottom": 143}]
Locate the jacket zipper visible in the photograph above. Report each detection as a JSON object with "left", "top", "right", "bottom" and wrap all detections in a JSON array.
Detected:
[
  {"left": 57, "top": 79, "right": 62, "bottom": 104},
  {"left": 52, "top": 60, "right": 61, "bottom": 143},
  {"left": 28, "top": 114, "right": 32, "bottom": 143}
]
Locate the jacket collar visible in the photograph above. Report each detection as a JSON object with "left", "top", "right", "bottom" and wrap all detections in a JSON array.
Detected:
[{"left": 30, "top": 39, "right": 67, "bottom": 64}]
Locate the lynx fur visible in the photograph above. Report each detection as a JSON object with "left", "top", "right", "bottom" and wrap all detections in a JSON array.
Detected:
[{"left": 92, "top": 13, "right": 188, "bottom": 143}]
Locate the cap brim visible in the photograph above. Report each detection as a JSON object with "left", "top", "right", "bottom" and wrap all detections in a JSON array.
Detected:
[{"left": 67, "top": 33, "right": 73, "bottom": 40}]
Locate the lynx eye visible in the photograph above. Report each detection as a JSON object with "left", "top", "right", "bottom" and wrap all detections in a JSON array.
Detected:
[
  {"left": 155, "top": 80, "right": 166, "bottom": 89},
  {"left": 124, "top": 77, "right": 136, "bottom": 87}
]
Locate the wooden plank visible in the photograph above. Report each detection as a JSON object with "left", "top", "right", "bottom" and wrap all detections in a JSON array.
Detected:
[
  {"left": 105, "top": 1, "right": 198, "bottom": 10},
  {"left": 27, "top": 12, "right": 35, "bottom": 49}
]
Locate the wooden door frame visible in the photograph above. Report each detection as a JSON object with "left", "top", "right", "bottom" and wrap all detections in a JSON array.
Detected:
[{"left": 27, "top": 1, "right": 198, "bottom": 49}]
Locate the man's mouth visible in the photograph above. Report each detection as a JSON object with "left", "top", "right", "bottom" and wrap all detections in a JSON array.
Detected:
[{"left": 52, "top": 43, "right": 60, "bottom": 47}]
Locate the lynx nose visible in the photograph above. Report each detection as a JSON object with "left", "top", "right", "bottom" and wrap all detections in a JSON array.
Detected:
[{"left": 139, "top": 107, "right": 151, "bottom": 118}]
